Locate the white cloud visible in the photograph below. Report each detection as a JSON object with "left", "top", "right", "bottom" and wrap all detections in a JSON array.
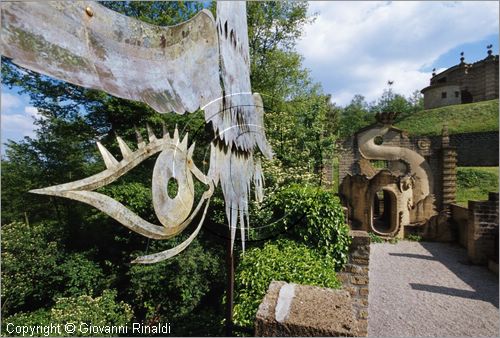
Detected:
[
  {"left": 24, "top": 106, "right": 43, "bottom": 119},
  {"left": 1, "top": 112, "right": 37, "bottom": 139},
  {"left": 1, "top": 92, "right": 23, "bottom": 111},
  {"left": 297, "top": 1, "right": 499, "bottom": 106}
]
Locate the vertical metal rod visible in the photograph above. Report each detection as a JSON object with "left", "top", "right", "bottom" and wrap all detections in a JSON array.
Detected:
[{"left": 225, "top": 227, "right": 234, "bottom": 337}]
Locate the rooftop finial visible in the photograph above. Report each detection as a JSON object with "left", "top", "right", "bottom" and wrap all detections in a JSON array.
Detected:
[
  {"left": 487, "top": 44, "right": 493, "bottom": 56},
  {"left": 460, "top": 51, "right": 465, "bottom": 64},
  {"left": 432, "top": 68, "right": 436, "bottom": 76}
]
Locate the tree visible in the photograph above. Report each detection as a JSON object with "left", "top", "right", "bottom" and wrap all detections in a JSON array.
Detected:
[
  {"left": 338, "top": 95, "right": 373, "bottom": 137},
  {"left": 1, "top": 2, "right": 330, "bottom": 334}
]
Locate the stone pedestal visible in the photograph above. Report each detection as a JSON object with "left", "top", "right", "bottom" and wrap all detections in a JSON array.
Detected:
[{"left": 255, "top": 282, "right": 359, "bottom": 337}]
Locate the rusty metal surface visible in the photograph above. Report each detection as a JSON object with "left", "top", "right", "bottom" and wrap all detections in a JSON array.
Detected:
[{"left": 1, "top": 1, "right": 221, "bottom": 114}]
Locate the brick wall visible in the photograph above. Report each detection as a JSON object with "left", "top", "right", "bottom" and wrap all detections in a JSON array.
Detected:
[
  {"left": 338, "top": 230, "right": 371, "bottom": 336},
  {"left": 429, "top": 131, "right": 499, "bottom": 167},
  {"left": 467, "top": 192, "right": 499, "bottom": 264}
]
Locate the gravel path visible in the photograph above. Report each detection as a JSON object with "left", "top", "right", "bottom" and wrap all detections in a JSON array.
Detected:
[{"left": 368, "top": 241, "right": 499, "bottom": 337}]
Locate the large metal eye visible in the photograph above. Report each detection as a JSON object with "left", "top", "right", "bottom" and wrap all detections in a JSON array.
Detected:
[{"left": 30, "top": 124, "right": 214, "bottom": 263}]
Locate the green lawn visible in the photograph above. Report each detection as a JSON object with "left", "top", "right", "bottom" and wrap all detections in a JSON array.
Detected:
[
  {"left": 456, "top": 167, "right": 499, "bottom": 206},
  {"left": 396, "top": 99, "right": 499, "bottom": 136}
]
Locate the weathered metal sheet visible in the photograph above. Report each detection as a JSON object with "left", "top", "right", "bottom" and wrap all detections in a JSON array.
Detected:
[
  {"left": 212, "top": 2, "right": 272, "bottom": 157},
  {"left": 30, "top": 127, "right": 214, "bottom": 241},
  {"left": 6, "top": 1, "right": 275, "bottom": 260},
  {"left": 1, "top": 1, "right": 221, "bottom": 114}
]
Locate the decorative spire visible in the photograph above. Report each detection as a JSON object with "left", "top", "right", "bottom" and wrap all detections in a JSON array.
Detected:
[
  {"left": 375, "top": 112, "right": 398, "bottom": 125},
  {"left": 487, "top": 44, "right": 493, "bottom": 57},
  {"left": 432, "top": 68, "right": 436, "bottom": 77},
  {"left": 441, "top": 123, "right": 450, "bottom": 148},
  {"left": 460, "top": 51, "right": 465, "bottom": 64}
]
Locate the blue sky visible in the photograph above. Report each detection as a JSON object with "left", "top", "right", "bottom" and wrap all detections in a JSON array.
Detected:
[
  {"left": 2, "top": 1, "right": 499, "bottom": 148},
  {"left": 296, "top": 1, "right": 499, "bottom": 106}
]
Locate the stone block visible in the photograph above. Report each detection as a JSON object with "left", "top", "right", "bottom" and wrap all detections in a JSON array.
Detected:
[
  {"left": 351, "top": 258, "right": 370, "bottom": 266},
  {"left": 255, "top": 281, "right": 359, "bottom": 337},
  {"left": 359, "top": 287, "right": 369, "bottom": 297},
  {"left": 338, "top": 272, "right": 349, "bottom": 284},
  {"left": 344, "top": 286, "right": 358, "bottom": 297},
  {"left": 358, "top": 310, "right": 369, "bottom": 320},
  {"left": 351, "top": 276, "right": 369, "bottom": 285}
]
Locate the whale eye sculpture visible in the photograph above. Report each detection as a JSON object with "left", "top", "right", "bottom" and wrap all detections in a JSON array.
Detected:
[{"left": 1, "top": 1, "right": 272, "bottom": 262}]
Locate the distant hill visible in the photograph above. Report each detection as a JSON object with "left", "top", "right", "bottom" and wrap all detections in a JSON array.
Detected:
[{"left": 395, "top": 99, "right": 499, "bottom": 136}]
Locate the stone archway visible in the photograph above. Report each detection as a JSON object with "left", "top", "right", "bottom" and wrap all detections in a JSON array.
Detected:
[{"left": 371, "top": 188, "right": 398, "bottom": 235}]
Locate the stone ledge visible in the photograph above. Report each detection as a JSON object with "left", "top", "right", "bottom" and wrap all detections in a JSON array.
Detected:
[{"left": 255, "top": 281, "right": 359, "bottom": 337}]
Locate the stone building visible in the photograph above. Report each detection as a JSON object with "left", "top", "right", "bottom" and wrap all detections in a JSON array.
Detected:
[
  {"left": 338, "top": 112, "right": 456, "bottom": 239},
  {"left": 421, "top": 49, "right": 499, "bottom": 109}
]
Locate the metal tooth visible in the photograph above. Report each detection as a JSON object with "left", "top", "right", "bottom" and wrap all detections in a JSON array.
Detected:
[
  {"left": 187, "top": 142, "right": 195, "bottom": 158},
  {"left": 116, "top": 136, "right": 133, "bottom": 159},
  {"left": 135, "top": 127, "right": 145, "bottom": 149},
  {"left": 162, "top": 122, "right": 169, "bottom": 139},
  {"left": 96, "top": 141, "right": 119, "bottom": 169},
  {"left": 180, "top": 132, "right": 188, "bottom": 150},
  {"left": 173, "top": 125, "right": 179, "bottom": 144},
  {"left": 146, "top": 123, "right": 157, "bottom": 143}
]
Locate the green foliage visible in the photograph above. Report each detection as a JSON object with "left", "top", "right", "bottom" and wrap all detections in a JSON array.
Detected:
[
  {"left": 1, "top": 221, "right": 63, "bottom": 314},
  {"left": 395, "top": 99, "right": 499, "bottom": 136},
  {"left": 1, "top": 221, "right": 107, "bottom": 316},
  {"left": 456, "top": 167, "right": 499, "bottom": 206},
  {"left": 233, "top": 239, "right": 341, "bottom": 328},
  {"left": 270, "top": 185, "right": 351, "bottom": 268},
  {"left": 406, "top": 234, "right": 422, "bottom": 242},
  {"left": 4, "top": 290, "right": 133, "bottom": 337},
  {"left": 99, "top": 182, "right": 154, "bottom": 221},
  {"left": 368, "top": 232, "right": 384, "bottom": 243},
  {"left": 128, "top": 238, "right": 223, "bottom": 323},
  {"left": 56, "top": 253, "right": 106, "bottom": 299},
  {"left": 389, "top": 237, "right": 399, "bottom": 244},
  {"left": 338, "top": 95, "right": 373, "bottom": 138},
  {"left": 338, "top": 88, "right": 424, "bottom": 138}
]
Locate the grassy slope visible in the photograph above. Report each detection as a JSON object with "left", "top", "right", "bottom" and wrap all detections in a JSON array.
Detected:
[
  {"left": 456, "top": 167, "right": 499, "bottom": 206},
  {"left": 396, "top": 99, "right": 499, "bottom": 136}
]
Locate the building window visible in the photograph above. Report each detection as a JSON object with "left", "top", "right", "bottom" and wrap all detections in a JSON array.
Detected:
[
  {"left": 441, "top": 92, "right": 447, "bottom": 99},
  {"left": 455, "top": 91, "right": 460, "bottom": 98}
]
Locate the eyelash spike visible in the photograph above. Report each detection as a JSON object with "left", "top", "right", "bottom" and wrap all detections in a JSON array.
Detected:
[
  {"left": 96, "top": 141, "right": 119, "bottom": 169},
  {"left": 116, "top": 135, "right": 133, "bottom": 160}
]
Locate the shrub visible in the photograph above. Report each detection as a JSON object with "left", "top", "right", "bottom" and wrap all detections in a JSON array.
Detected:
[
  {"left": 368, "top": 232, "right": 383, "bottom": 243},
  {"left": 262, "top": 185, "right": 351, "bottom": 269},
  {"left": 233, "top": 239, "right": 341, "bottom": 328},
  {"left": 406, "top": 234, "right": 422, "bottom": 242},
  {"left": 128, "top": 237, "right": 223, "bottom": 322},
  {"left": 1, "top": 221, "right": 63, "bottom": 314},
  {"left": 3, "top": 290, "right": 133, "bottom": 337},
  {"left": 1, "top": 221, "right": 106, "bottom": 316}
]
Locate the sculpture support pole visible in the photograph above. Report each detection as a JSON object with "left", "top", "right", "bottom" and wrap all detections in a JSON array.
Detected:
[{"left": 225, "top": 228, "right": 234, "bottom": 337}]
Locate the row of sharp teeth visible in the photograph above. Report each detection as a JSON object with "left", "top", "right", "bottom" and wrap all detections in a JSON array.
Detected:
[{"left": 96, "top": 123, "right": 189, "bottom": 170}]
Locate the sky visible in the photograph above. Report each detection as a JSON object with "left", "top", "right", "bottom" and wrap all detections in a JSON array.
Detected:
[
  {"left": 1, "top": 1, "right": 499, "bottom": 148},
  {"left": 296, "top": 1, "right": 499, "bottom": 106}
]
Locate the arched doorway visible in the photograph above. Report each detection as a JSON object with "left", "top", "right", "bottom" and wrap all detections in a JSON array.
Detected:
[
  {"left": 372, "top": 189, "right": 397, "bottom": 235},
  {"left": 461, "top": 90, "right": 473, "bottom": 104}
]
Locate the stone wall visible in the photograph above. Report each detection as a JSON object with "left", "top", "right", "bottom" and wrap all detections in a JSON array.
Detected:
[
  {"left": 428, "top": 131, "right": 499, "bottom": 167},
  {"left": 450, "top": 203, "right": 469, "bottom": 248},
  {"left": 254, "top": 231, "right": 371, "bottom": 337},
  {"left": 467, "top": 192, "right": 499, "bottom": 265},
  {"left": 338, "top": 230, "right": 371, "bottom": 336},
  {"left": 423, "top": 84, "right": 462, "bottom": 109}
]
